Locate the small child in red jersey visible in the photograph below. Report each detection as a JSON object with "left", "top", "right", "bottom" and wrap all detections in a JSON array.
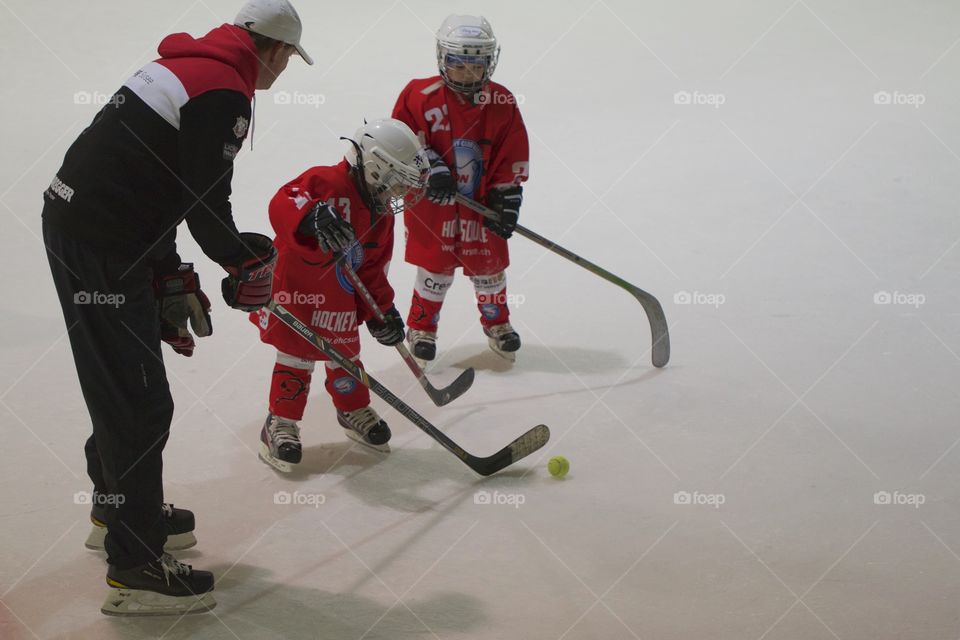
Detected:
[{"left": 251, "top": 119, "right": 428, "bottom": 471}]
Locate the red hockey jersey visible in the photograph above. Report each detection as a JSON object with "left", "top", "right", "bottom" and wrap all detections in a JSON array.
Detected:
[
  {"left": 393, "top": 77, "right": 529, "bottom": 275},
  {"left": 251, "top": 160, "right": 395, "bottom": 360}
]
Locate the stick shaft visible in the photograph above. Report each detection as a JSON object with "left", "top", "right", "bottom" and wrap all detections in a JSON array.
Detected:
[{"left": 454, "top": 194, "right": 670, "bottom": 367}]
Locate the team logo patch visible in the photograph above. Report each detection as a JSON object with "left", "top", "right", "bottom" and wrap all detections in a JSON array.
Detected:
[
  {"left": 453, "top": 138, "right": 483, "bottom": 198},
  {"left": 480, "top": 304, "right": 500, "bottom": 320},
  {"left": 335, "top": 242, "right": 365, "bottom": 293},
  {"left": 332, "top": 377, "right": 357, "bottom": 395},
  {"left": 233, "top": 116, "right": 249, "bottom": 138}
]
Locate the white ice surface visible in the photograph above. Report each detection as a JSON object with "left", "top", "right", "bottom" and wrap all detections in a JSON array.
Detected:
[{"left": 2, "top": 1, "right": 960, "bottom": 639}]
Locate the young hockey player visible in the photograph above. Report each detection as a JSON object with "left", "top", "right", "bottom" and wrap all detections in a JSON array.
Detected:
[
  {"left": 392, "top": 14, "right": 529, "bottom": 365},
  {"left": 252, "top": 119, "right": 429, "bottom": 471},
  {"left": 42, "top": 0, "right": 310, "bottom": 616}
]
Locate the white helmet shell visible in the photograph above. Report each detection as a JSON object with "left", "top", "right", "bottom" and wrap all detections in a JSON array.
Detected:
[
  {"left": 436, "top": 15, "right": 499, "bottom": 94},
  {"left": 345, "top": 119, "right": 429, "bottom": 215}
]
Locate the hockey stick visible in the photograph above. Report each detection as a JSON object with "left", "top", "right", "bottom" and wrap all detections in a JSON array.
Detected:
[
  {"left": 336, "top": 255, "right": 475, "bottom": 406},
  {"left": 455, "top": 194, "right": 671, "bottom": 368},
  {"left": 267, "top": 301, "right": 550, "bottom": 476}
]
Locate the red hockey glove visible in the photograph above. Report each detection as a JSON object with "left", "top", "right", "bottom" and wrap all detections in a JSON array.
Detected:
[
  {"left": 221, "top": 232, "right": 277, "bottom": 311},
  {"left": 154, "top": 263, "right": 212, "bottom": 357}
]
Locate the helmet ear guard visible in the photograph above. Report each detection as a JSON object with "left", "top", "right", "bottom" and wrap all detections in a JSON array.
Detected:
[{"left": 341, "top": 135, "right": 380, "bottom": 213}]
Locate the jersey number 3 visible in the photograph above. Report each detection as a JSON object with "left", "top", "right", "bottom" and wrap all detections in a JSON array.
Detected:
[{"left": 326, "top": 197, "right": 351, "bottom": 222}]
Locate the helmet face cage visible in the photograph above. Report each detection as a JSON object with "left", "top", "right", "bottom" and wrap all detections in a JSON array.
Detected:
[
  {"left": 363, "top": 145, "right": 429, "bottom": 216},
  {"left": 436, "top": 40, "right": 500, "bottom": 95}
]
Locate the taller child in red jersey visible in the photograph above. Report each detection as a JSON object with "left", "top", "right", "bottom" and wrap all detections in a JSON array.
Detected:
[{"left": 392, "top": 14, "right": 529, "bottom": 364}]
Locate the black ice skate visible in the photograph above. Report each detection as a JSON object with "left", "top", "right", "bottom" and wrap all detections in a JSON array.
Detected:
[
  {"left": 407, "top": 329, "right": 437, "bottom": 370},
  {"left": 85, "top": 503, "right": 196, "bottom": 551},
  {"left": 338, "top": 406, "right": 391, "bottom": 453},
  {"left": 483, "top": 322, "right": 521, "bottom": 362},
  {"left": 258, "top": 413, "right": 302, "bottom": 473},
  {"left": 101, "top": 553, "right": 215, "bottom": 616}
]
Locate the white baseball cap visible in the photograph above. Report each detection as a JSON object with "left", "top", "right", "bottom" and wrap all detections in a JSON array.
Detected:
[{"left": 235, "top": 0, "right": 313, "bottom": 65}]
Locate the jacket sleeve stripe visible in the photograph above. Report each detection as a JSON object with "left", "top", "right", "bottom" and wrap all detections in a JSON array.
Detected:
[{"left": 123, "top": 61, "right": 189, "bottom": 130}]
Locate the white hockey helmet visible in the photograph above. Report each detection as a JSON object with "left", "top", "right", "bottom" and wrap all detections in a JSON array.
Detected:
[
  {"left": 436, "top": 15, "right": 499, "bottom": 95},
  {"left": 235, "top": 0, "right": 313, "bottom": 65},
  {"left": 344, "top": 119, "right": 429, "bottom": 216}
]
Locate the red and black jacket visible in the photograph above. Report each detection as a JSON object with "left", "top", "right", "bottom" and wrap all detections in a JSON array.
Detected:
[{"left": 43, "top": 24, "right": 261, "bottom": 268}]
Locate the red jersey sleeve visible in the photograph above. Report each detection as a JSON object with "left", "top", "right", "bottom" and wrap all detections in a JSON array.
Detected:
[
  {"left": 354, "top": 218, "right": 395, "bottom": 320},
  {"left": 268, "top": 171, "right": 331, "bottom": 261},
  {"left": 486, "top": 93, "right": 530, "bottom": 191}
]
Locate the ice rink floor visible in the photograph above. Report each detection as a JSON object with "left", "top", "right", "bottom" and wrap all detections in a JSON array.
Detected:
[{"left": 2, "top": 1, "right": 960, "bottom": 638}]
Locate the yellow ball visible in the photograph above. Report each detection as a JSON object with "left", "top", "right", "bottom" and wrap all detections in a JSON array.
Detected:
[{"left": 548, "top": 456, "right": 570, "bottom": 478}]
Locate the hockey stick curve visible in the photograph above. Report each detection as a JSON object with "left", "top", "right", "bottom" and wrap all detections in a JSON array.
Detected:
[
  {"left": 267, "top": 301, "right": 550, "bottom": 476},
  {"left": 455, "top": 194, "right": 670, "bottom": 368},
  {"left": 337, "top": 255, "right": 475, "bottom": 407}
]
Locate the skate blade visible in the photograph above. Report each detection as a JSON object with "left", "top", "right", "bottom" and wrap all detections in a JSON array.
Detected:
[
  {"left": 101, "top": 588, "right": 216, "bottom": 616},
  {"left": 487, "top": 338, "right": 517, "bottom": 362},
  {"left": 343, "top": 428, "right": 391, "bottom": 453},
  {"left": 259, "top": 442, "right": 294, "bottom": 473},
  {"left": 84, "top": 525, "right": 106, "bottom": 550},
  {"left": 85, "top": 526, "right": 197, "bottom": 551},
  {"left": 163, "top": 532, "right": 197, "bottom": 551}
]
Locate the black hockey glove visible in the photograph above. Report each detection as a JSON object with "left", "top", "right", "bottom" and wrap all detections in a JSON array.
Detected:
[
  {"left": 297, "top": 201, "right": 356, "bottom": 253},
  {"left": 484, "top": 186, "right": 522, "bottom": 239},
  {"left": 425, "top": 148, "right": 456, "bottom": 206},
  {"left": 367, "top": 305, "right": 405, "bottom": 346},
  {"left": 154, "top": 263, "right": 212, "bottom": 357},
  {"left": 221, "top": 232, "right": 277, "bottom": 312}
]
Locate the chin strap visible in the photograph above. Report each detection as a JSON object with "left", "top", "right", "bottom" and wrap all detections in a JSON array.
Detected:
[{"left": 341, "top": 136, "right": 384, "bottom": 222}]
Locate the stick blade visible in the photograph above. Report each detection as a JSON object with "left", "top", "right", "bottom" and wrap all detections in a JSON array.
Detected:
[
  {"left": 429, "top": 367, "right": 476, "bottom": 406},
  {"left": 625, "top": 286, "right": 670, "bottom": 368},
  {"left": 468, "top": 424, "right": 551, "bottom": 476},
  {"left": 647, "top": 306, "right": 670, "bottom": 369}
]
